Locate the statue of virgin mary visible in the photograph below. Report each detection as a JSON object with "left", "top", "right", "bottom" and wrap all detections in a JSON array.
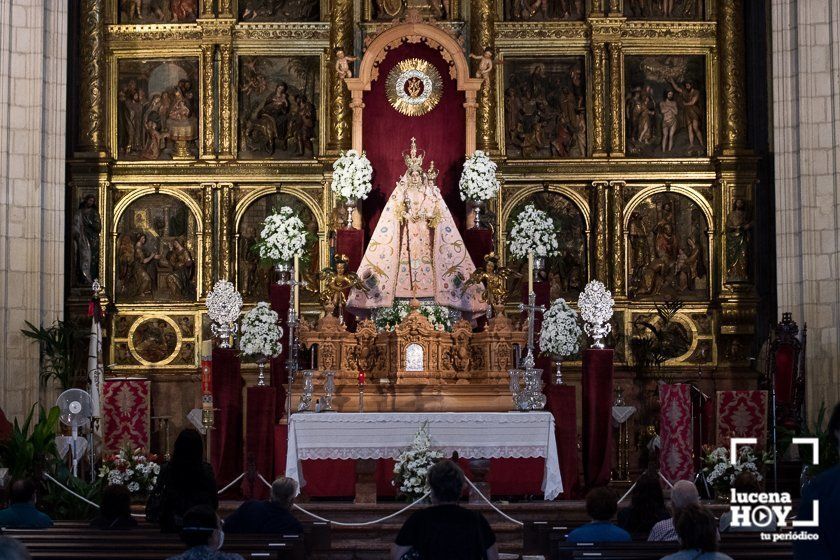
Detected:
[{"left": 347, "top": 139, "right": 484, "bottom": 319}]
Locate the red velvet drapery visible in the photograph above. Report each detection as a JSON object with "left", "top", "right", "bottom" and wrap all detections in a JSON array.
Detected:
[{"left": 211, "top": 347, "right": 243, "bottom": 493}]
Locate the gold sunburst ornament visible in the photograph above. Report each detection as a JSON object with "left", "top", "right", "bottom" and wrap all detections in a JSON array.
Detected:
[{"left": 386, "top": 58, "right": 443, "bottom": 117}]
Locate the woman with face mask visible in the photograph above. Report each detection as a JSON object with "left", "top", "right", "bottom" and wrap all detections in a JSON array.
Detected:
[{"left": 167, "top": 506, "right": 242, "bottom": 560}]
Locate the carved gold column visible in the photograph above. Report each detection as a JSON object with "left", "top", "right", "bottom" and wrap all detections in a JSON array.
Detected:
[
  {"left": 77, "top": 0, "right": 105, "bottom": 156},
  {"left": 200, "top": 44, "right": 216, "bottom": 160},
  {"left": 329, "top": 0, "right": 353, "bottom": 153},
  {"left": 219, "top": 44, "right": 234, "bottom": 159},
  {"left": 609, "top": 42, "right": 624, "bottom": 157},
  {"left": 202, "top": 183, "right": 215, "bottom": 292},
  {"left": 610, "top": 180, "right": 625, "bottom": 296},
  {"left": 717, "top": 0, "right": 747, "bottom": 153},
  {"left": 593, "top": 181, "right": 609, "bottom": 283},
  {"left": 218, "top": 184, "right": 233, "bottom": 281},
  {"left": 591, "top": 42, "right": 607, "bottom": 157},
  {"left": 471, "top": 0, "right": 497, "bottom": 152}
]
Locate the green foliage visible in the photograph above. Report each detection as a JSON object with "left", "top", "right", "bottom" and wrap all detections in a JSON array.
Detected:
[
  {"left": 0, "top": 405, "right": 60, "bottom": 481},
  {"left": 20, "top": 320, "right": 86, "bottom": 390},
  {"left": 40, "top": 467, "right": 103, "bottom": 521},
  {"left": 630, "top": 300, "right": 691, "bottom": 376},
  {"left": 779, "top": 402, "right": 840, "bottom": 480}
]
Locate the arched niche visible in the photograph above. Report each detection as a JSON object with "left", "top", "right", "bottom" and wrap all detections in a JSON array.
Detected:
[
  {"left": 234, "top": 189, "right": 322, "bottom": 302},
  {"left": 623, "top": 187, "right": 713, "bottom": 301},
  {"left": 112, "top": 190, "right": 202, "bottom": 303}
]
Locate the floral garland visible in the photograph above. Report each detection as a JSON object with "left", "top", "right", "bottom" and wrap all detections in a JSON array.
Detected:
[
  {"left": 459, "top": 150, "right": 500, "bottom": 202},
  {"left": 205, "top": 280, "right": 243, "bottom": 326},
  {"left": 373, "top": 301, "right": 453, "bottom": 332},
  {"left": 331, "top": 149, "right": 373, "bottom": 201},
  {"left": 239, "top": 302, "right": 283, "bottom": 358},
  {"left": 702, "top": 445, "right": 768, "bottom": 497},
  {"left": 98, "top": 447, "right": 160, "bottom": 495},
  {"left": 539, "top": 298, "right": 582, "bottom": 359},
  {"left": 507, "top": 204, "right": 559, "bottom": 260},
  {"left": 393, "top": 422, "right": 444, "bottom": 500},
  {"left": 578, "top": 280, "right": 615, "bottom": 326},
  {"left": 255, "top": 206, "right": 308, "bottom": 264}
]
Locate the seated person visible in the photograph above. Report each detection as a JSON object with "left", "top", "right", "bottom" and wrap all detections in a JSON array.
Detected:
[
  {"left": 0, "top": 536, "right": 31, "bottom": 560},
  {"left": 90, "top": 484, "right": 138, "bottom": 530},
  {"left": 617, "top": 472, "right": 670, "bottom": 537},
  {"left": 392, "top": 460, "right": 498, "bottom": 560},
  {"left": 567, "top": 487, "right": 632, "bottom": 543},
  {"left": 719, "top": 471, "right": 775, "bottom": 532},
  {"left": 661, "top": 504, "right": 733, "bottom": 560},
  {"left": 223, "top": 477, "right": 303, "bottom": 535},
  {"left": 167, "top": 505, "right": 243, "bottom": 560},
  {"left": 0, "top": 479, "right": 53, "bottom": 529},
  {"left": 649, "top": 480, "right": 699, "bottom": 542}
]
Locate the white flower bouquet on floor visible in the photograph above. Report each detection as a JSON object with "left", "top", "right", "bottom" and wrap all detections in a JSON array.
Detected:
[
  {"left": 459, "top": 150, "right": 500, "bottom": 202},
  {"left": 98, "top": 447, "right": 160, "bottom": 495},
  {"left": 239, "top": 302, "right": 283, "bottom": 358},
  {"left": 539, "top": 298, "right": 582, "bottom": 359},
  {"left": 393, "top": 422, "right": 444, "bottom": 501},
  {"left": 331, "top": 149, "right": 373, "bottom": 202},
  {"left": 507, "top": 204, "right": 559, "bottom": 260},
  {"left": 255, "top": 207, "right": 308, "bottom": 265},
  {"left": 578, "top": 280, "right": 615, "bottom": 348}
]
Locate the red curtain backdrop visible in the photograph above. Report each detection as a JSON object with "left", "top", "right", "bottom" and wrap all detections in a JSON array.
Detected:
[
  {"left": 716, "top": 390, "right": 768, "bottom": 449},
  {"left": 242, "top": 386, "right": 276, "bottom": 499},
  {"left": 582, "top": 349, "right": 614, "bottom": 488},
  {"left": 210, "top": 347, "right": 243, "bottom": 490},
  {"left": 102, "top": 378, "right": 150, "bottom": 453},
  {"left": 773, "top": 344, "right": 795, "bottom": 405},
  {"left": 361, "top": 42, "right": 467, "bottom": 237},
  {"left": 269, "top": 284, "right": 290, "bottom": 420},
  {"left": 659, "top": 383, "right": 693, "bottom": 484},
  {"left": 463, "top": 229, "right": 494, "bottom": 269},
  {"left": 546, "top": 385, "right": 579, "bottom": 499}
]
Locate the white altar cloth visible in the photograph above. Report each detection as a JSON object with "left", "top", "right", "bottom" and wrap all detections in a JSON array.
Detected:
[{"left": 285, "top": 412, "right": 563, "bottom": 500}]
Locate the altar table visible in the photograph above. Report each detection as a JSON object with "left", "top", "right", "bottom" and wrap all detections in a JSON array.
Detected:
[{"left": 285, "top": 412, "right": 563, "bottom": 500}]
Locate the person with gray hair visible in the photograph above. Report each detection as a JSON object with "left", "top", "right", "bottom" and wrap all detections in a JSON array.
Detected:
[
  {"left": 648, "top": 480, "right": 702, "bottom": 542},
  {"left": 0, "top": 537, "right": 31, "bottom": 560},
  {"left": 223, "top": 477, "right": 303, "bottom": 535}
]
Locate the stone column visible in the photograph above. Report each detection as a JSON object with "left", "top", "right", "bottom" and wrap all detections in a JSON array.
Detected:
[
  {"left": 593, "top": 181, "right": 609, "bottom": 283},
  {"left": 328, "top": 0, "right": 354, "bottom": 153},
  {"left": 608, "top": 42, "right": 624, "bottom": 157},
  {"left": 610, "top": 181, "right": 625, "bottom": 296},
  {"left": 77, "top": 0, "right": 105, "bottom": 156},
  {"left": 717, "top": 0, "right": 748, "bottom": 153},
  {"left": 471, "top": 0, "right": 497, "bottom": 152},
  {"left": 200, "top": 44, "right": 216, "bottom": 160},
  {"left": 218, "top": 184, "right": 233, "bottom": 281},
  {"left": 202, "top": 184, "right": 215, "bottom": 292},
  {"left": 591, "top": 43, "right": 607, "bottom": 157},
  {"left": 219, "top": 45, "right": 234, "bottom": 159}
]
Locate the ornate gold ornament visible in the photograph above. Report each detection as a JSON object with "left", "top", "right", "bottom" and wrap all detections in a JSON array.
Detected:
[{"left": 385, "top": 58, "right": 443, "bottom": 117}]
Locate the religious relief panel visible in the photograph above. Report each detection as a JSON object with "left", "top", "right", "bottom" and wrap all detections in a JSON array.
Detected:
[
  {"left": 118, "top": 0, "right": 198, "bottom": 24},
  {"left": 368, "top": 0, "right": 453, "bottom": 21},
  {"left": 624, "top": 55, "right": 707, "bottom": 158},
  {"left": 626, "top": 192, "right": 709, "bottom": 300},
  {"left": 240, "top": 0, "right": 319, "bottom": 21},
  {"left": 117, "top": 59, "right": 199, "bottom": 160},
  {"left": 237, "top": 192, "right": 320, "bottom": 301},
  {"left": 725, "top": 197, "right": 752, "bottom": 283},
  {"left": 506, "top": 192, "right": 587, "bottom": 299},
  {"left": 624, "top": 0, "right": 703, "bottom": 19},
  {"left": 115, "top": 194, "right": 198, "bottom": 303},
  {"left": 238, "top": 56, "right": 320, "bottom": 160},
  {"left": 503, "top": 57, "right": 587, "bottom": 159},
  {"left": 70, "top": 190, "right": 102, "bottom": 288},
  {"left": 504, "top": 0, "right": 584, "bottom": 21},
  {"left": 112, "top": 313, "right": 197, "bottom": 367}
]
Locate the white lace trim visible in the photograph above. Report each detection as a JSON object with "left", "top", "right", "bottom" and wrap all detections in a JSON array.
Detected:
[{"left": 297, "top": 445, "right": 548, "bottom": 461}]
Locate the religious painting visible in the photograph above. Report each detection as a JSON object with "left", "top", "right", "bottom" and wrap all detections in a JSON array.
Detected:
[
  {"left": 504, "top": 0, "right": 584, "bottom": 21},
  {"left": 115, "top": 194, "right": 198, "bottom": 303},
  {"left": 238, "top": 56, "right": 320, "bottom": 160},
  {"left": 117, "top": 59, "right": 199, "bottom": 160},
  {"left": 624, "top": 0, "right": 703, "bottom": 20},
  {"left": 624, "top": 55, "right": 707, "bottom": 158},
  {"left": 70, "top": 190, "right": 101, "bottom": 288},
  {"left": 130, "top": 317, "right": 179, "bottom": 365},
  {"left": 369, "top": 0, "right": 453, "bottom": 21},
  {"left": 627, "top": 192, "right": 709, "bottom": 300},
  {"left": 118, "top": 0, "right": 198, "bottom": 24},
  {"left": 506, "top": 192, "right": 587, "bottom": 299},
  {"left": 240, "top": 0, "right": 319, "bottom": 21},
  {"left": 237, "top": 193, "right": 320, "bottom": 301},
  {"left": 503, "top": 57, "right": 587, "bottom": 159}
]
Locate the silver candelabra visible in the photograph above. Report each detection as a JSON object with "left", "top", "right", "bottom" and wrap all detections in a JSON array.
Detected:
[{"left": 510, "top": 292, "right": 546, "bottom": 410}]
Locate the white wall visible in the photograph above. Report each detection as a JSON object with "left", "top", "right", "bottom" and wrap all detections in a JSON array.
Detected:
[
  {"left": 772, "top": 0, "right": 840, "bottom": 418},
  {"left": 0, "top": 0, "right": 67, "bottom": 419}
]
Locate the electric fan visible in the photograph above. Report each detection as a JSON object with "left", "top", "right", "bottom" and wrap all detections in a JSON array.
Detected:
[{"left": 55, "top": 389, "right": 93, "bottom": 477}]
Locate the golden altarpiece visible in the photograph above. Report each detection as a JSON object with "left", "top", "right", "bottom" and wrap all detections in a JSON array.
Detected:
[{"left": 67, "top": 0, "right": 759, "bottom": 466}]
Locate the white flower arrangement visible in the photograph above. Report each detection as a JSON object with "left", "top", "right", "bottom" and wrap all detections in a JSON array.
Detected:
[
  {"left": 255, "top": 207, "right": 308, "bottom": 264},
  {"left": 459, "top": 150, "right": 500, "bottom": 202},
  {"left": 239, "top": 302, "right": 283, "bottom": 358},
  {"left": 539, "top": 298, "right": 582, "bottom": 359},
  {"left": 507, "top": 204, "right": 559, "bottom": 260},
  {"left": 331, "top": 149, "right": 373, "bottom": 202},
  {"left": 393, "top": 422, "right": 444, "bottom": 500},
  {"left": 702, "top": 445, "right": 767, "bottom": 496},
  {"left": 578, "top": 280, "right": 615, "bottom": 348},
  {"left": 205, "top": 280, "right": 243, "bottom": 326},
  {"left": 98, "top": 447, "right": 161, "bottom": 495},
  {"left": 374, "top": 301, "right": 453, "bottom": 332}
]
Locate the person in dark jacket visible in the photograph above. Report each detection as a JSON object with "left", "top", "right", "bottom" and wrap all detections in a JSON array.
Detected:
[
  {"left": 223, "top": 477, "right": 302, "bottom": 535},
  {"left": 0, "top": 480, "right": 53, "bottom": 529},
  {"left": 90, "top": 484, "right": 138, "bottom": 530},
  {"left": 147, "top": 429, "right": 218, "bottom": 532},
  {"left": 616, "top": 472, "right": 669, "bottom": 537}
]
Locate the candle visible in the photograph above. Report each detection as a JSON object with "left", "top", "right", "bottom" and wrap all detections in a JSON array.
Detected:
[
  {"left": 527, "top": 251, "right": 534, "bottom": 294},
  {"left": 358, "top": 371, "right": 366, "bottom": 385},
  {"left": 293, "top": 255, "right": 300, "bottom": 313}
]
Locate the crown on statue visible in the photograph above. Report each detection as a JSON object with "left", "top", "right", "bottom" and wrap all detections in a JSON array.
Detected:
[
  {"left": 402, "top": 137, "right": 426, "bottom": 171},
  {"left": 335, "top": 253, "right": 350, "bottom": 265},
  {"left": 484, "top": 252, "right": 500, "bottom": 264}
]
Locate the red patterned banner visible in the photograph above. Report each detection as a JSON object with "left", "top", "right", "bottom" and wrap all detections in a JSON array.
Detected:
[
  {"left": 659, "top": 383, "right": 693, "bottom": 484},
  {"left": 102, "top": 378, "right": 151, "bottom": 453},
  {"left": 716, "top": 390, "right": 768, "bottom": 449}
]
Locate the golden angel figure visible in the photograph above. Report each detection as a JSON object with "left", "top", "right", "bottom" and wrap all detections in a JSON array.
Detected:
[
  {"left": 462, "top": 252, "right": 519, "bottom": 317},
  {"left": 317, "top": 254, "right": 368, "bottom": 320}
]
